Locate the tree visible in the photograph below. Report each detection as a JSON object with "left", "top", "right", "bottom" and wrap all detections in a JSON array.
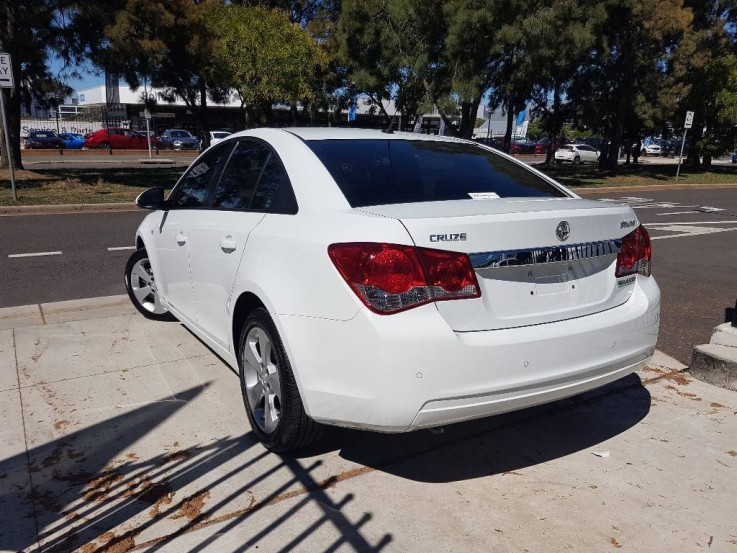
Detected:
[
  {"left": 671, "top": 0, "right": 737, "bottom": 166},
  {"left": 0, "top": 1, "right": 121, "bottom": 171},
  {"left": 104, "top": 0, "right": 224, "bottom": 143},
  {"left": 337, "top": 0, "right": 505, "bottom": 138},
  {"left": 513, "top": 0, "right": 605, "bottom": 162},
  {"left": 208, "top": 5, "right": 326, "bottom": 127},
  {"left": 569, "top": 0, "right": 692, "bottom": 169}
]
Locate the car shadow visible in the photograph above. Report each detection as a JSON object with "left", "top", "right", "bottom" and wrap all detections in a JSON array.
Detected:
[{"left": 301, "top": 373, "right": 650, "bottom": 483}]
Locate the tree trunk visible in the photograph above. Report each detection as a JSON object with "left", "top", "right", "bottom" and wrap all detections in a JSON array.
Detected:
[
  {"left": 503, "top": 98, "right": 515, "bottom": 155},
  {"left": 686, "top": 123, "right": 704, "bottom": 167},
  {"left": 545, "top": 82, "right": 562, "bottom": 165},
  {"left": 197, "top": 78, "right": 209, "bottom": 149},
  {"left": 458, "top": 98, "right": 481, "bottom": 139}
]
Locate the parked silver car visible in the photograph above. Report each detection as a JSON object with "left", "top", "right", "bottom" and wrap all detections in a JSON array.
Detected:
[{"left": 159, "top": 129, "right": 199, "bottom": 150}]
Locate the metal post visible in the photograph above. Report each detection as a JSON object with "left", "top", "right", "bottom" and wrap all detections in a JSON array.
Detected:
[
  {"left": 0, "top": 89, "right": 17, "bottom": 202},
  {"left": 145, "top": 114, "right": 152, "bottom": 159},
  {"left": 676, "top": 129, "right": 688, "bottom": 179}
]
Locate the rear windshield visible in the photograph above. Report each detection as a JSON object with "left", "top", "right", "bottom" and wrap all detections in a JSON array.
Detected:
[
  {"left": 212, "top": 132, "right": 230, "bottom": 139},
  {"left": 307, "top": 139, "right": 566, "bottom": 207}
]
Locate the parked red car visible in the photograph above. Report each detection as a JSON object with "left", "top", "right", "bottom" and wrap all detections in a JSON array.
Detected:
[{"left": 84, "top": 128, "right": 159, "bottom": 150}]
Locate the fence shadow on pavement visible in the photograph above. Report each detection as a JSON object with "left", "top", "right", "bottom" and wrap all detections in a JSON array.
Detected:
[
  {"left": 0, "top": 384, "right": 390, "bottom": 553},
  {"left": 324, "top": 373, "right": 651, "bottom": 483}
]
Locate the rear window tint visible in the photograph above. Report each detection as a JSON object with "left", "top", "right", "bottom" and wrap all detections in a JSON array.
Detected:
[{"left": 307, "top": 139, "right": 566, "bottom": 207}]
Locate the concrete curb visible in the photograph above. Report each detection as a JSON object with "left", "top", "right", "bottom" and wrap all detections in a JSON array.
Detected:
[
  {"left": 0, "top": 294, "right": 134, "bottom": 330},
  {"left": 2, "top": 182, "right": 734, "bottom": 216},
  {"left": 0, "top": 202, "right": 138, "bottom": 216},
  {"left": 690, "top": 323, "right": 737, "bottom": 391}
]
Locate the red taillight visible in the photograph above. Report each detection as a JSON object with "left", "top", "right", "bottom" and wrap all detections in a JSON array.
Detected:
[
  {"left": 616, "top": 225, "right": 651, "bottom": 278},
  {"left": 328, "top": 243, "right": 481, "bottom": 314}
]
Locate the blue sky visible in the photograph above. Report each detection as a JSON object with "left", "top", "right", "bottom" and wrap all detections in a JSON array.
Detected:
[{"left": 49, "top": 54, "right": 106, "bottom": 94}]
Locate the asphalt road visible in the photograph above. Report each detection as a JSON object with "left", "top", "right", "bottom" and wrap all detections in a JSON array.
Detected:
[
  {"left": 579, "top": 187, "right": 737, "bottom": 363},
  {"left": 0, "top": 211, "right": 147, "bottom": 307},
  {"left": 0, "top": 187, "right": 735, "bottom": 364}
]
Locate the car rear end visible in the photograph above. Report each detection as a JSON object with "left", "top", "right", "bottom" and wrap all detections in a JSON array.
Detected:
[
  {"left": 554, "top": 144, "right": 576, "bottom": 163},
  {"left": 276, "top": 133, "right": 660, "bottom": 432}
]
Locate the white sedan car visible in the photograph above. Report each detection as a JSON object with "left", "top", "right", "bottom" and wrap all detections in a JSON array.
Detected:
[
  {"left": 641, "top": 143, "right": 662, "bottom": 156},
  {"left": 554, "top": 143, "right": 600, "bottom": 164},
  {"left": 209, "top": 130, "right": 231, "bottom": 146},
  {"left": 125, "top": 128, "right": 660, "bottom": 452}
]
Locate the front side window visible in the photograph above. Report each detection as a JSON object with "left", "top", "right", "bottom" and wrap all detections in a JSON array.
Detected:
[
  {"left": 307, "top": 139, "right": 567, "bottom": 208},
  {"left": 170, "top": 145, "right": 230, "bottom": 208}
]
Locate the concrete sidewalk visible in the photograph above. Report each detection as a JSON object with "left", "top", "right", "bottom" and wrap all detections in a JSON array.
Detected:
[{"left": 0, "top": 296, "right": 735, "bottom": 552}]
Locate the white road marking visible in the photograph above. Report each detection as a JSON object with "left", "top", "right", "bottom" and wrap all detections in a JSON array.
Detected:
[
  {"left": 107, "top": 246, "right": 136, "bottom": 251},
  {"left": 651, "top": 228, "right": 737, "bottom": 240},
  {"left": 647, "top": 221, "right": 737, "bottom": 226},
  {"left": 655, "top": 210, "right": 697, "bottom": 216},
  {"left": 8, "top": 251, "right": 62, "bottom": 258}
]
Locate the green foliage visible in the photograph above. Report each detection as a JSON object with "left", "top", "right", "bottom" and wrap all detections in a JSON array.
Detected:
[
  {"left": 209, "top": 5, "right": 326, "bottom": 118},
  {"left": 0, "top": 1, "right": 124, "bottom": 170}
]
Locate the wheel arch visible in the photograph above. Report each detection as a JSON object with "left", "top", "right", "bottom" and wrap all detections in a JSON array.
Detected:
[{"left": 231, "top": 291, "right": 266, "bottom": 362}]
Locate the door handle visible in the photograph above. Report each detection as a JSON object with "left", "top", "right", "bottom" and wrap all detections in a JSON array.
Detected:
[
  {"left": 220, "top": 236, "right": 237, "bottom": 253},
  {"left": 176, "top": 233, "right": 187, "bottom": 246}
]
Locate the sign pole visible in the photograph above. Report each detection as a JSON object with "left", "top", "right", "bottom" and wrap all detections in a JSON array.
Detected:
[
  {"left": 144, "top": 109, "right": 152, "bottom": 159},
  {"left": 0, "top": 53, "right": 16, "bottom": 201},
  {"left": 0, "top": 83, "right": 17, "bottom": 202},
  {"left": 677, "top": 110, "right": 694, "bottom": 180},
  {"left": 676, "top": 130, "right": 688, "bottom": 180}
]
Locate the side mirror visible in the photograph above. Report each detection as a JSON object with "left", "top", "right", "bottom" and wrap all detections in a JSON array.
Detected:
[{"left": 136, "top": 187, "right": 165, "bottom": 210}]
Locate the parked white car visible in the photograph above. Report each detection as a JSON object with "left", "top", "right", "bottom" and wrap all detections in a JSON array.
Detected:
[
  {"left": 641, "top": 143, "right": 662, "bottom": 156},
  {"left": 209, "top": 130, "right": 231, "bottom": 146},
  {"left": 554, "top": 143, "right": 600, "bottom": 164},
  {"left": 125, "top": 128, "right": 660, "bottom": 452}
]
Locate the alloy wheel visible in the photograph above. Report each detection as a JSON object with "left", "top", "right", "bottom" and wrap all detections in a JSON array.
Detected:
[
  {"left": 242, "top": 326, "right": 282, "bottom": 434},
  {"left": 128, "top": 257, "right": 167, "bottom": 315}
]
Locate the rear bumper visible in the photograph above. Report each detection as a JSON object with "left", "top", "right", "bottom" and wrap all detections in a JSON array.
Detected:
[{"left": 276, "top": 276, "right": 660, "bottom": 432}]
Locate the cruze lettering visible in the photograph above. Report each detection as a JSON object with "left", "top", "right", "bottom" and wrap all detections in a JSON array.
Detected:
[{"left": 429, "top": 233, "right": 467, "bottom": 242}]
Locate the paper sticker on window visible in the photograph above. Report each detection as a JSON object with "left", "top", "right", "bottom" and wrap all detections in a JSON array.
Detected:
[{"left": 469, "top": 192, "right": 500, "bottom": 200}]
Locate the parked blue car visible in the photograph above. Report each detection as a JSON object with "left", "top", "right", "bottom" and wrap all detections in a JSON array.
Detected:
[
  {"left": 58, "top": 133, "right": 86, "bottom": 149},
  {"left": 732, "top": 151, "right": 737, "bottom": 163}
]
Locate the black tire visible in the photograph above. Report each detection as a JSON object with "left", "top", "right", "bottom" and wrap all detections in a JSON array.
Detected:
[
  {"left": 124, "top": 249, "right": 176, "bottom": 321},
  {"left": 98, "top": 142, "right": 111, "bottom": 150},
  {"left": 238, "top": 308, "right": 323, "bottom": 452},
  {"left": 573, "top": 156, "right": 580, "bottom": 165}
]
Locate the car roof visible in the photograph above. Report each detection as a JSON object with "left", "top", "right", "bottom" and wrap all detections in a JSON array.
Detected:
[{"left": 221, "top": 127, "right": 471, "bottom": 146}]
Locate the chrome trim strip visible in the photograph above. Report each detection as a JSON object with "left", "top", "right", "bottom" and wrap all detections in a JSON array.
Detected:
[{"left": 470, "top": 240, "right": 621, "bottom": 269}]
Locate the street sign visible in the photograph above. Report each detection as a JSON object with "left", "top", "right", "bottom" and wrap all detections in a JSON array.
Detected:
[
  {"left": 0, "top": 52, "right": 17, "bottom": 201},
  {"left": 684, "top": 111, "right": 694, "bottom": 129},
  {"left": 143, "top": 109, "right": 151, "bottom": 120},
  {"left": 0, "top": 53, "right": 13, "bottom": 88}
]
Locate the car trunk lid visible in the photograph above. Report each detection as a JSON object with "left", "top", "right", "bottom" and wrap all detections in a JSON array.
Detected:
[{"left": 357, "top": 197, "right": 639, "bottom": 331}]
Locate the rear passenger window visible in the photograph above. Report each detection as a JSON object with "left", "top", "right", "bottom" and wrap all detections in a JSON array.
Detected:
[
  {"left": 251, "top": 154, "right": 294, "bottom": 212},
  {"left": 213, "top": 142, "right": 270, "bottom": 210},
  {"left": 211, "top": 139, "right": 298, "bottom": 214}
]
